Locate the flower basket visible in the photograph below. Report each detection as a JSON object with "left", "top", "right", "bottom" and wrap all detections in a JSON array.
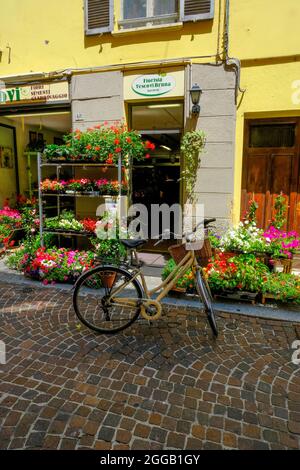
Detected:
[
  {"left": 168, "top": 238, "right": 212, "bottom": 268},
  {"left": 168, "top": 243, "right": 187, "bottom": 265}
]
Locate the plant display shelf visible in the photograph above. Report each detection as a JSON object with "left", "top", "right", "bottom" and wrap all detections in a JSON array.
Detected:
[
  {"left": 24, "top": 151, "right": 39, "bottom": 199},
  {"left": 261, "top": 293, "right": 279, "bottom": 304},
  {"left": 43, "top": 229, "right": 93, "bottom": 237},
  {"left": 41, "top": 192, "right": 121, "bottom": 198},
  {"left": 213, "top": 290, "right": 258, "bottom": 305},
  {"left": 37, "top": 153, "right": 126, "bottom": 247},
  {"left": 40, "top": 162, "right": 117, "bottom": 167}
]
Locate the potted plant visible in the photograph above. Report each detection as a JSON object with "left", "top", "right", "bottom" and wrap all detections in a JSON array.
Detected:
[
  {"left": 92, "top": 213, "right": 127, "bottom": 286},
  {"left": 204, "top": 253, "right": 270, "bottom": 301},
  {"left": 261, "top": 272, "right": 300, "bottom": 304},
  {"left": 44, "top": 211, "right": 84, "bottom": 233},
  {"left": 19, "top": 247, "right": 96, "bottom": 284},
  {"left": 43, "top": 144, "right": 73, "bottom": 161},
  {"left": 40, "top": 179, "right": 66, "bottom": 193},
  {"left": 44, "top": 122, "right": 155, "bottom": 164},
  {"left": 162, "top": 258, "right": 195, "bottom": 293}
]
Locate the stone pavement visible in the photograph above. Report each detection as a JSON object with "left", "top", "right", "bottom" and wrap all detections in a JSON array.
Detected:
[{"left": 0, "top": 280, "right": 300, "bottom": 450}]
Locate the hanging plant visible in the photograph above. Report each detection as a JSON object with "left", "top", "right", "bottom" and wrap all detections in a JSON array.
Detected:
[{"left": 180, "top": 130, "right": 206, "bottom": 202}]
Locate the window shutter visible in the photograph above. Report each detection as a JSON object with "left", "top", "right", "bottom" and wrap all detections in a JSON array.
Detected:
[
  {"left": 85, "top": 0, "right": 114, "bottom": 35},
  {"left": 180, "top": 0, "right": 214, "bottom": 22}
]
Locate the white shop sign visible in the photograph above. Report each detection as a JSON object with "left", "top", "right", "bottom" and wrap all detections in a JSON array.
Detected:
[{"left": 132, "top": 74, "right": 176, "bottom": 97}]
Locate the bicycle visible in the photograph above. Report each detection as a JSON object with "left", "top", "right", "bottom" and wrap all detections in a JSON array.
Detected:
[{"left": 73, "top": 218, "right": 218, "bottom": 337}]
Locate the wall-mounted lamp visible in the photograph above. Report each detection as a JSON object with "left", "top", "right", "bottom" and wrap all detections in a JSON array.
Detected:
[{"left": 190, "top": 83, "right": 202, "bottom": 115}]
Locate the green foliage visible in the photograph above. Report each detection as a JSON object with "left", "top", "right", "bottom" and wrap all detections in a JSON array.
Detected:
[
  {"left": 180, "top": 130, "right": 206, "bottom": 202},
  {"left": 272, "top": 193, "right": 288, "bottom": 230},
  {"left": 92, "top": 239, "right": 126, "bottom": 264},
  {"left": 6, "top": 234, "right": 54, "bottom": 271},
  {"left": 45, "top": 211, "right": 84, "bottom": 232},
  {"left": 244, "top": 199, "right": 259, "bottom": 224},
  {"left": 162, "top": 258, "right": 195, "bottom": 290},
  {"left": 44, "top": 123, "right": 155, "bottom": 164},
  {"left": 219, "top": 221, "right": 270, "bottom": 254},
  {"left": 261, "top": 273, "right": 300, "bottom": 304}
]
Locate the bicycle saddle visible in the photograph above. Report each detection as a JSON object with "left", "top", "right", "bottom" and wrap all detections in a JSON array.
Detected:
[{"left": 120, "top": 239, "right": 147, "bottom": 249}]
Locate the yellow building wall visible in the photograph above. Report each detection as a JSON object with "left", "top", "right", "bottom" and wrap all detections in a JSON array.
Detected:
[
  {"left": 231, "top": 71, "right": 300, "bottom": 222},
  {"left": 228, "top": 0, "right": 300, "bottom": 223},
  {"left": 230, "top": 0, "right": 300, "bottom": 61},
  {"left": 0, "top": 0, "right": 222, "bottom": 75}
]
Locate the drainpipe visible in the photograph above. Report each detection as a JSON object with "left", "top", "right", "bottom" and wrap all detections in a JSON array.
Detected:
[{"left": 224, "top": 0, "right": 246, "bottom": 103}]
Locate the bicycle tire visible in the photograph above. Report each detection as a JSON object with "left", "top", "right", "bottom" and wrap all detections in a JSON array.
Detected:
[
  {"left": 73, "top": 265, "right": 143, "bottom": 334},
  {"left": 196, "top": 270, "right": 218, "bottom": 337}
]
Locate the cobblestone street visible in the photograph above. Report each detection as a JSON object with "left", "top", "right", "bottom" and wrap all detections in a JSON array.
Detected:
[{"left": 0, "top": 280, "right": 300, "bottom": 450}]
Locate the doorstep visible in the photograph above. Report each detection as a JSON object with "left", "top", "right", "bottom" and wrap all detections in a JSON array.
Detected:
[{"left": 0, "top": 257, "right": 299, "bottom": 324}]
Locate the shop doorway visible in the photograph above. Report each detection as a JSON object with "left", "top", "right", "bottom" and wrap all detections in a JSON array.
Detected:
[
  {"left": 0, "top": 109, "right": 71, "bottom": 207},
  {"left": 241, "top": 118, "right": 300, "bottom": 232},
  {"left": 0, "top": 123, "right": 18, "bottom": 206},
  {"left": 129, "top": 102, "right": 183, "bottom": 250}
]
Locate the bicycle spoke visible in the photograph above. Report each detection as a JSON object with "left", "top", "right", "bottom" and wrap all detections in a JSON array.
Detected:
[{"left": 73, "top": 266, "right": 142, "bottom": 333}]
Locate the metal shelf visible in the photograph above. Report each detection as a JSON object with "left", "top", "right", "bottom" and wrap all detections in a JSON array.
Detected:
[
  {"left": 40, "top": 161, "right": 117, "bottom": 167},
  {"left": 41, "top": 192, "right": 120, "bottom": 198},
  {"left": 37, "top": 152, "right": 126, "bottom": 248},
  {"left": 43, "top": 229, "right": 93, "bottom": 237}
]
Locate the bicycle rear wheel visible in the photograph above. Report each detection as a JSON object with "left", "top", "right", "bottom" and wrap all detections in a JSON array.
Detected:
[
  {"left": 196, "top": 270, "right": 218, "bottom": 337},
  {"left": 73, "top": 265, "right": 143, "bottom": 334}
]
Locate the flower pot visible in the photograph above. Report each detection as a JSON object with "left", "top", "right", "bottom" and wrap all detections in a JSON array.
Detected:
[
  {"left": 221, "top": 251, "right": 238, "bottom": 260},
  {"left": 99, "top": 270, "right": 116, "bottom": 288},
  {"left": 272, "top": 258, "right": 293, "bottom": 274}
]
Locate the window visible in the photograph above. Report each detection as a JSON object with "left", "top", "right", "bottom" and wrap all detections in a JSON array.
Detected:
[
  {"left": 121, "top": 0, "right": 178, "bottom": 28},
  {"left": 123, "top": 0, "right": 177, "bottom": 20},
  {"left": 84, "top": 0, "right": 214, "bottom": 35},
  {"left": 85, "top": 0, "right": 114, "bottom": 35},
  {"left": 249, "top": 124, "right": 296, "bottom": 148},
  {"left": 120, "top": 0, "right": 214, "bottom": 29}
]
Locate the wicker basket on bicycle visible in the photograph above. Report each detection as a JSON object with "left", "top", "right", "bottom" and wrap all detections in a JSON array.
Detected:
[{"left": 168, "top": 229, "right": 212, "bottom": 268}]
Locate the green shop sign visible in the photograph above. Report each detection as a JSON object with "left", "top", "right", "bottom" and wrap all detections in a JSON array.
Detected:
[
  {"left": 0, "top": 82, "right": 69, "bottom": 105},
  {"left": 132, "top": 74, "right": 176, "bottom": 97}
]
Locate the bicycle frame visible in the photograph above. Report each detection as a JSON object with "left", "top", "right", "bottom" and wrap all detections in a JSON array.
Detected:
[{"left": 109, "top": 248, "right": 200, "bottom": 311}]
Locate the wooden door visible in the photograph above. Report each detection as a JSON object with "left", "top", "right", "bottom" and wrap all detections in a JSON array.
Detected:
[{"left": 241, "top": 119, "right": 300, "bottom": 232}]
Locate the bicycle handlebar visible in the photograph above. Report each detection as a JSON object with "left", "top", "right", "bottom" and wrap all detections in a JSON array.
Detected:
[{"left": 153, "top": 218, "right": 217, "bottom": 245}]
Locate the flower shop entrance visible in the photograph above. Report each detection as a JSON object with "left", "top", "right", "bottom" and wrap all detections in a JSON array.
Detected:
[
  {"left": 129, "top": 102, "right": 183, "bottom": 251},
  {"left": 241, "top": 118, "right": 300, "bottom": 232}
]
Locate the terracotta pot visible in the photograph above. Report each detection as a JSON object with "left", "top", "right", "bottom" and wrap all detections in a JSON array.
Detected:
[{"left": 99, "top": 270, "right": 117, "bottom": 288}]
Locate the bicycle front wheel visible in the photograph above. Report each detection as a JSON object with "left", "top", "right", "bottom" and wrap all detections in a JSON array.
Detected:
[
  {"left": 196, "top": 270, "right": 218, "bottom": 337},
  {"left": 73, "top": 265, "right": 143, "bottom": 334}
]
